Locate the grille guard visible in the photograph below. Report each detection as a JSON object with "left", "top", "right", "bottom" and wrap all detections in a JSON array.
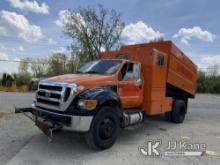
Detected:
[{"left": 35, "top": 81, "right": 77, "bottom": 112}]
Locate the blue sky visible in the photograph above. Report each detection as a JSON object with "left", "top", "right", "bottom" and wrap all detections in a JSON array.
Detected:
[{"left": 0, "top": 0, "right": 220, "bottom": 73}]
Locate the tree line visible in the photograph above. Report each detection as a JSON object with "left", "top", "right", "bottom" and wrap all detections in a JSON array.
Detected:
[
  {"left": 0, "top": 53, "right": 76, "bottom": 89},
  {"left": 197, "top": 70, "right": 220, "bottom": 93}
]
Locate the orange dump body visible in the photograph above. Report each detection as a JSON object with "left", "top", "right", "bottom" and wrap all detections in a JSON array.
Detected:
[{"left": 100, "top": 41, "right": 197, "bottom": 115}]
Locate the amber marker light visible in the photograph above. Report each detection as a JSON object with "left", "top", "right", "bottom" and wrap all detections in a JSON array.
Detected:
[{"left": 78, "top": 100, "right": 97, "bottom": 110}]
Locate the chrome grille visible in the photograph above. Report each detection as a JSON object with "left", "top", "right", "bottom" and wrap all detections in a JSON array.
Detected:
[{"left": 35, "top": 81, "right": 77, "bottom": 111}]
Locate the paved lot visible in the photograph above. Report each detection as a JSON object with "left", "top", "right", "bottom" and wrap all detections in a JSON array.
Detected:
[{"left": 0, "top": 92, "right": 220, "bottom": 165}]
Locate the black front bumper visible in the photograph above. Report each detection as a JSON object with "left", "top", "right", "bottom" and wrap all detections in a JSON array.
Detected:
[{"left": 15, "top": 104, "right": 94, "bottom": 132}]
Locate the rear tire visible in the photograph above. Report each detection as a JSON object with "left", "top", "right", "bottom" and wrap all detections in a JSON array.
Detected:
[
  {"left": 165, "top": 100, "right": 187, "bottom": 123},
  {"left": 171, "top": 100, "right": 186, "bottom": 123},
  {"left": 85, "top": 107, "right": 120, "bottom": 150}
]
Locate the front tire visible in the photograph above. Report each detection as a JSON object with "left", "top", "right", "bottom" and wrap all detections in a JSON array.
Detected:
[{"left": 85, "top": 107, "right": 120, "bottom": 150}]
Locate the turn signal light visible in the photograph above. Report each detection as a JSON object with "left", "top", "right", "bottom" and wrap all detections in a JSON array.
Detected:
[{"left": 78, "top": 100, "right": 97, "bottom": 110}]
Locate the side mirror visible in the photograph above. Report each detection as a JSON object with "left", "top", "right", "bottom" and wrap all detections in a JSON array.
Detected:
[{"left": 135, "top": 78, "right": 142, "bottom": 87}]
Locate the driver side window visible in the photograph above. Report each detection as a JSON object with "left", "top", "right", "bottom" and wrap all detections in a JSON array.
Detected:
[{"left": 119, "top": 63, "right": 140, "bottom": 81}]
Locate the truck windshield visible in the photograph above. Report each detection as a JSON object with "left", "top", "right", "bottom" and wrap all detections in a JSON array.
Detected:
[{"left": 76, "top": 60, "right": 122, "bottom": 75}]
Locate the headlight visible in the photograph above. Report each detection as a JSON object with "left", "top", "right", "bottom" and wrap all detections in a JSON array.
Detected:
[
  {"left": 78, "top": 99, "right": 97, "bottom": 110},
  {"left": 70, "top": 84, "right": 78, "bottom": 92},
  {"left": 77, "top": 85, "right": 85, "bottom": 91}
]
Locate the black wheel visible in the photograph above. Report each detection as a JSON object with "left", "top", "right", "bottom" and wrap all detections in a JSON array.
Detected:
[
  {"left": 85, "top": 107, "right": 120, "bottom": 150},
  {"left": 171, "top": 100, "right": 186, "bottom": 123}
]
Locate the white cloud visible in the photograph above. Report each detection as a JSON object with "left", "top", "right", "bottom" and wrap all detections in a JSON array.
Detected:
[
  {"left": 0, "top": 44, "right": 6, "bottom": 52},
  {"left": 11, "top": 45, "right": 25, "bottom": 52},
  {"left": 0, "top": 26, "right": 7, "bottom": 35},
  {"left": 0, "top": 10, "right": 43, "bottom": 43},
  {"left": 48, "top": 38, "right": 57, "bottom": 45},
  {"left": 51, "top": 47, "right": 66, "bottom": 53},
  {"left": 0, "top": 59, "right": 19, "bottom": 73},
  {"left": 55, "top": 10, "right": 68, "bottom": 27},
  {"left": 174, "top": 26, "right": 216, "bottom": 45},
  {"left": 0, "top": 52, "right": 9, "bottom": 60},
  {"left": 18, "top": 45, "right": 24, "bottom": 51},
  {"left": 8, "top": 0, "right": 49, "bottom": 14},
  {"left": 0, "top": 44, "right": 24, "bottom": 53},
  {"left": 13, "top": 57, "right": 20, "bottom": 61},
  {"left": 201, "top": 55, "right": 220, "bottom": 66},
  {"left": 55, "top": 10, "right": 86, "bottom": 30},
  {"left": 121, "top": 21, "right": 164, "bottom": 44},
  {"left": 198, "top": 55, "right": 220, "bottom": 75}
]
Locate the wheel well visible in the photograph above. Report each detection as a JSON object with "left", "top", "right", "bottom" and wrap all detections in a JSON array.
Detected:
[
  {"left": 166, "top": 83, "right": 194, "bottom": 98},
  {"left": 102, "top": 100, "right": 120, "bottom": 109},
  {"left": 101, "top": 100, "right": 122, "bottom": 117}
]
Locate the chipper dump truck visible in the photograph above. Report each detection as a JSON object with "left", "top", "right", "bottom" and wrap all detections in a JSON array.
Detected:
[{"left": 16, "top": 41, "right": 197, "bottom": 150}]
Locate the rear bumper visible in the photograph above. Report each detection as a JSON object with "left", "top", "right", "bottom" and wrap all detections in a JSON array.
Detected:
[{"left": 31, "top": 104, "right": 93, "bottom": 132}]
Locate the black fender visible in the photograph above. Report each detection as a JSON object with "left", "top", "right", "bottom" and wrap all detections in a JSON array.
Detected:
[{"left": 74, "top": 86, "right": 122, "bottom": 116}]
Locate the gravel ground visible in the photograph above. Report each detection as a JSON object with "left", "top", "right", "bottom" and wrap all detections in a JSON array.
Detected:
[{"left": 0, "top": 92, "right": 220, "bottom": 165}]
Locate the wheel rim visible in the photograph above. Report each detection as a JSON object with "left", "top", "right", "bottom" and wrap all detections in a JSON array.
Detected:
[{"left": 98, "top": 117, "right": 116, "bottom": 140}]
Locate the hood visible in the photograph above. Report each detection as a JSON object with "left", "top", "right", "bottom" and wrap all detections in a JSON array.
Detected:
[{"left": 44, "top": 73, "right": 117, "bottom": 88}]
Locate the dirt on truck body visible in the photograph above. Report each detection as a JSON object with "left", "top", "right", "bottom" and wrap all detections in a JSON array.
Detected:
[{"left": 16, "top": 41, "right": 197, "bottom": 150}]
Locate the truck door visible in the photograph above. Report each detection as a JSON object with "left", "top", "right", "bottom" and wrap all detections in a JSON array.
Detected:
[{"left": 117, "top": 62, "right": 143, "bottom": 108}]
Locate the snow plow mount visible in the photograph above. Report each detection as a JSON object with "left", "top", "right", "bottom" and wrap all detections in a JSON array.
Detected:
[{"left": 15, "top": 107, "right": 62, "bottom": 141}]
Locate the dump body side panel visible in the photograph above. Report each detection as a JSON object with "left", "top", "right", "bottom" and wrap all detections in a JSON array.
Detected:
[
  {"left": 100, "top": 41, "right": 197, "bottom": 115},
  {"left": 119, "top": 41, "right": 197, "bottom": 97},
  {"left": 167, "top": 44, "right": 197, "bottom": 97}
]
